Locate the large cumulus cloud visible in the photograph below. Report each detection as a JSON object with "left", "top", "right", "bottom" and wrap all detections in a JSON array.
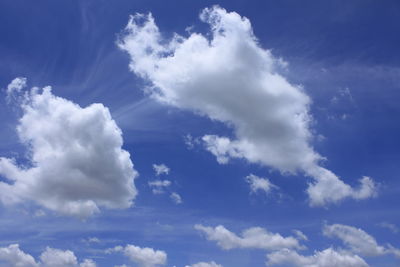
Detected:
[
  {"left": 118, "top": 6, "right": 376, "bottom": 206},
  {"left": 0, "top": 80, "right": 138, "bottom": 218}
]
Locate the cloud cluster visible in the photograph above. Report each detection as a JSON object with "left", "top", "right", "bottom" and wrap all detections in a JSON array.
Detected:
[
  {"left": 323, "top": 223, "right": 400, "bottom": 257},
  {"left": 148, "top": 164, "right": 182, "bottom": 204},
  {"left": 118, "top": 6, "right": 376, "bottom": 206},
  {"left": 194, "top": 224, "right": 302, "bottom": 251},
  {"left": 195, "top": 222, "right": 400, "bottom": 266},
  {"left": 0, "top": 80, "right": 138, "bottom": 218},
  {"left": 148, "top": 180, "right": 172, "bottom": 194},
  {"left": 266, "top": 248, "right": 369, "bottom": 267},
  {"left": 107, "top": 244, "right": 167, "bottom": 267},
  {"left": 185, "top": 262, "right": 223, "bottom": 267},
  {"left": 0, "top": 244, "right": 96, "bottom": 267}
]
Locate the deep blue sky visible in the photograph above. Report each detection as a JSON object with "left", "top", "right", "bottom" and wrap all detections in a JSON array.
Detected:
[{"left": 0, "top": 1, "right": 399, "bottom": 266}]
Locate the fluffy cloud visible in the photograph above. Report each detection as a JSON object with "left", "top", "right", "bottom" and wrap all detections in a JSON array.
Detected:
[
  {"left": 194, "top": 224, "right": 302, "bottom": 251},
  {"left": 377, "top": 222, "right": 399, "bottom": 234},
  {"left": 266, "top": 248, "right": 369, "bottom": 267},
  {"left": 245, "top": 174, "right": 277, "bottom": 194},
  {"left": 169, "top": 192, "right": 182, "bottom": 204},
  {"left": 0, "top": 245, "right": 95, "bottom": 267},
  {"left": 107, "top": 244, "right": 167, "bottom": 267},
  {"left": 0, "top": 244, "right": 38, "bottom": 267},
  {"left": 152, "top": 164, "right": 169, "bottom": 176},
  {"left": 292, "top": 230, "right": 308, "bottom": 241},
  {"left": 79, "top": 259, "right": 96, "bottom": 267},
  {"left": 185, "top": 261, "right": 222, "bottom": 267},
  {"left": 40, "top": 247, "right": 78, "bottom": 267},
  {"left": 118, "top": 6, "right": 376, "bottom": 206},
  {"left": 323, "top": 223, "right": 400, "bottom": 257},
  {"left": 148, "top": 180, "right": 171, "bottom": 194},
  {"left": 6, "top": 77, "right": 27, "bottom": 102},
  {"left": 0, "top": 81, "right": 138, "bottom": 218}
]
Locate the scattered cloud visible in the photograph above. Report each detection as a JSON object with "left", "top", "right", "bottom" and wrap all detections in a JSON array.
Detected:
[
  {"left": 244, "top": 174, "right": 277, "bottom": 194},
  {"left": 266, "top": 248, "right": 369, "bottom": 267},
  {"left": 148, "top": 180, "right": 172, "bottom": 194},
  {"left": 5, "top": 77, "right": 27, "bottom": 103},
  {"left": 82, "top": 237, "right": 101, "bottom": 245},
  {"left": 107, "top": 244, "right": 167, "bottom": 267},
  {"left": 377, "top": 222, "right": 399, "bottom": 234},
  {"left": 323, "top": 223, "right": 400, "bottom": 257},
  {"left": 0, "top": 244, "right": 96, "bottom": 267},
  {"left": 292, "top": 230, "right": 308, "bottom": 241},
  {"left": 148, "top": 165, "right": 182, "bottom": 204},
  {"left": 169, "top": 192, "right": 182, "bottom": 204},
  {"left": 194, "top": 224, "right": 303, "bottom": 251},
  {"left": 183, "top": 134, "right": 200, "bottom": 150},
  {"left": 79, "top": 259, "right": 97, "bottom": 267},
  {"left": 153, "top": 164, "right": 170, "bottom": 176},
  {"left": 119, "top": 6, "right": 376, "bottom": 206},
  {"left": 0, "top": 80, "right": 138, "bottom": 218},
  {"left": 185, "top": 261, "right": 222, "bottom": 267}
]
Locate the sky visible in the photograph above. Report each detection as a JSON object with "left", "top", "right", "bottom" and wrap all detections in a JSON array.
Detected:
[{"left": 0, "top": 0, "right": 400, "bottom": 266}]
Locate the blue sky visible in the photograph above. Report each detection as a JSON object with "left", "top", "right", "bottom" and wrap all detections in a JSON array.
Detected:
[{"left": 0, "top": 1, "right": 400, "bottom": 267}]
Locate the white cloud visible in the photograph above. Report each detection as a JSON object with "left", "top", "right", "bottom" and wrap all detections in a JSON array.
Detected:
[
  {"left": 377, "top": 222, "right": 399, "bottom": 234},
  {"left": 185, "top": 261, "right": 222, "bottom": 267},
  {"left": 0, "top": 244, "right": 38, "bottom": 267},
  {"left": 0, "top": 80, "right": 138, "bottom": 218},
  {"left": 152, "top": 164, "right": 170, "bottom": 176},
  {"left": 292, "top": 230, "right": 308, "bottom": 241},
  {"left": 6, "top": 77, "right": 27, "bottom": 102},
  {"left": 40, "top": 247, "right": 78, "bottom": 267},
  {"left": 118, "top": 6, "right": 376, "bottom": 206},
  {"left": 107, "top": 244, "right": 167, "bottom": 267},
  {"left": 87, "top": 237, "right": 100, "bottom": 244},
  {"left": 266, "top": 248, "right": 369, "bottom": 267},
  {"left": 323, "top": 223, "right": 400, "bottom": 257},
  {"left": 81, "top": 237, "right": 101, "bottom": 246},
  {"left": 0, "top": 244, "right": 96, "bottom": 267},
  {"left": 245, "top": 174, "right": 277, "bottom": 194},
  {"left": 79, "top": 259, "right": 96, "bottom": 267},
  {"left": 148, "top": 180, "right": 171, "bottom": 194},
  {"left": 183, "top": 134, "right": 200, "bottom": 150},
  {"left": 194, "top": 224, "right": 302, "bottom": 251},
  {"left": 169, "top": 192, "right": 182, "bottom": 204}
]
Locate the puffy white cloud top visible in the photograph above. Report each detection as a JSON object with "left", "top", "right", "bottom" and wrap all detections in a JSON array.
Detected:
[
  {"left": 323, "top": 223, "right": 400, "bottom": 257},
  {"left": 0, "top": 244, "right": 38, "bottom": 267},
  {"left": 0, "top": 244, "right": 96, "bottom": 267},
  {"left": 118, "top": 6, "right": 376, "bottom": 206},
  {"left": 185, "top": 261, "right": 223, "bottom": 267},
  {"left": 266, "top": 248, "right": 369, "bottom": 267},
  {"left": 194, "top": 224, "right": 303, "bottom": 251},
  {"left": 152, "top": 163, "right": 170, "bottom": 176},
  {"left": 40, "top": 247, "right": 79, "bottom": 267},
  {"left": 107, "top": 244, "right": 167, "bottom": 267},
  {"left": 244, "top": 174, "right": 277, "bottom": 194},
  {"left": 0, "top": 81, "right": 138, "bottom": 218}
]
